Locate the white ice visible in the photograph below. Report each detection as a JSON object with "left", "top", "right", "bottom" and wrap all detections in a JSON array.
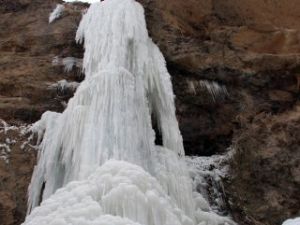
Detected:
[
  {"left": 24, "top": 1, "right": 236, "bottom": 225},
  {"left": 186, "top": 150, "right": 235, "bottom": 216},
  {"left": 49, "top": 4, "right": 65, "bottom": 24},
  {"left": 282, "top": 217, "right": 300, "bottom": 225},
  {"left": 62, "top": 57, "right": 83, "bottom": 72},
  {"left": 48, "top": 79, "right": 80, "bottom": 92},
  {"left": 24, "top": 160, "right": 192, "bottom": 225},
  {"left": 64, "top": 0, "right": 99, "bottom": 3},
  {"left": 52, "top": 56, "right": 83, "bottom": 73}
]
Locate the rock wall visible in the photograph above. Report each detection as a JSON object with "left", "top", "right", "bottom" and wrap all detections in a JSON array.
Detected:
[
  {"left": 227, "top": 106, "right": 300, "bottom": 225},
  {"left": 0, "top": 126, "right": 36, "bottom": 225},
  {"left": 0, "top": 0, "right": 299, "bottom": 225}
]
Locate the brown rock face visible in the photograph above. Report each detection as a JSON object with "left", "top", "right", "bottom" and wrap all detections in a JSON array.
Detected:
[
  {"left": 0, "top": 0, "right": 300, "bottom": 225},
  {"left": 140, "top": 0, "right": 300, "bottom": 157},
  {"left": 0, "top": 126, "right": 36, "bottom": 225},
  {"left": 227, "top": 106, "right": 300, "bottom": 225},
  {"left": 0, "top": 0, "right": 85, "bottom": 123}
]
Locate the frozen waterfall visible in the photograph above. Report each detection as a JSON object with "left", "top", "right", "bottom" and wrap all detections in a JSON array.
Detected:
[{"left": 23, "top": 1, "right": 235, "bottom": 225}]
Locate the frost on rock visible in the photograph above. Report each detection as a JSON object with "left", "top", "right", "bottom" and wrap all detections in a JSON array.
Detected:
[
  {"left": 186, "top": 150, "right": 235, "bottom": 216},
  {"left": 24, "top": 1, "right": 236, "bottom": 225},
  {"left": 49, "top": 4, "right": 65, "bottom": 24},
  {"left": 0, "top": 143, "right": 11, "bottom": 164},
  {"left": 187, "top": 80, "right": 229, "bottom": 102},
  {"left": 282, "top": 217, "right": 300, "bottom": 225},
  {"left": 48, "top": 79, "right": 80, "bottom": 93},
  {"left": 0, "top": 119, "right": 33, "bottom": 163},
  {"left": 0, "top": 119, "right": 18, "bottom": 134}
]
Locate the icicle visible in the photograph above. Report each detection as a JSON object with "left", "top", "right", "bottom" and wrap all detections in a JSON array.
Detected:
[
  {"left": 48, "top": 79, "right": 80, "bottom": 92},
  {"left": 187, "top": 80, "right": 229, "bottom": 102}
]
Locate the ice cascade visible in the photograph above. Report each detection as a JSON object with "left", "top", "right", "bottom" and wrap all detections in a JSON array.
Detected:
[{"left": 23, "top": 1, "right": 235, "bottom": 225}]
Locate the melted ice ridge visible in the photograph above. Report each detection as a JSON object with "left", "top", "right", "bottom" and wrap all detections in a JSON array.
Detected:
[{"left": 24, "top": 1, "right": 236, "bottom": 225}]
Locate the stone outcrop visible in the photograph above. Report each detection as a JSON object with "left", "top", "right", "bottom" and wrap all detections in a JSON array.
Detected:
[
  {"left": 0, "top": 0, "right": 85, "bottom": 123},
  {"left": 0, "top": 125, "right": 36, "bottom": 225},
  {"left": 0, "top": 0, "right": 299, "bottom": 225},
  {"left": 227, "top": 106, "right": 300, "bottom": 225}
]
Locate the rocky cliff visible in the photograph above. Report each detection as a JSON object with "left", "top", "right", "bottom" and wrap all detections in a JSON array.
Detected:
[{"left": 0, "top": 0, "right": 299, "bottom": 225}]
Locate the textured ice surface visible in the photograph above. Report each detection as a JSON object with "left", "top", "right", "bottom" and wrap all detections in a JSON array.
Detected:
[
  {"left": 282, "top": 217, "right": 300, "bottom": 225},
  {"left": 186, "top": 151, "right": 235, "bottom": 216},
  {"left": 25, "top": 160, "right": 192, "bottom": 225},
  {"left": 25, "top": 1, "right": 236, "bottom": 225},
  {"left": 49, "top": 4, "right": 65, "bottom": 24},
  {"left": 64, "top": 0, "right": 99, "bottom": 3}
]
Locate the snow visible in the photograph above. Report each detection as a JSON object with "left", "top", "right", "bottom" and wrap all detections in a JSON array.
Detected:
[
  {"left": 282, "top": 217, "right": 300, "bottom": 225},
  {"left": 0, "top": 119, "right": 18, "bottom": 134},
  {"left": 49, "top": 4, "right": 65, "bottom": 24},
  {"left": 0, "top": 120, "right": 33, "bottom": 163},
  {"left": 24, "top": 1, "right": 236, "bottom": 225}
]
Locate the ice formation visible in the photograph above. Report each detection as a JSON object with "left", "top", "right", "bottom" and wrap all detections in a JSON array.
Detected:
[
  {"left": 49, "top": 4, "right": 65, "bottom": 24},
  {"left": 24, "top": 1, "right": 236, "bottom": 225},
  {"left": 282, "top": 217, "right": 300, "bottom": 225},
  {"left": 25, "top": 160, "right": 192, "bottom": 225},
  {"left": 48, "top": 79, "right": 80, "bottom": 92},
  {"left": 62, "top": 57, "right": 83, "bottom": 72},
  {"left": 186, "top": 150, "right": 235, "bottom": 215},
  {"left": 0, "top": 143, "right": 10, "bottom": 163},
  {"left": 64, "top": 0, "right": 98, "bottom": 3},
  {"left": 0, "top": 119, "right": 18, "bottom": 134},
  {"left": 0, "top": 120, "right": 33, "bottom": 163},
  {"left": 187, "top": 80, "right": 229, "bottom": 102},
  {"left": 52, "top": 56, "right": 83, "bottom": 75}
]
